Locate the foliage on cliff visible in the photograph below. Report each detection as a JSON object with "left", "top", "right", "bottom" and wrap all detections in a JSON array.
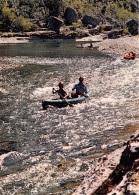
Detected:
[{"left": 0, "top": 0, "right": 138, "bottom": 32}]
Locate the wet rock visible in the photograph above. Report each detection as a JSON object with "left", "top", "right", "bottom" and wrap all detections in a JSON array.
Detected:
[
  {"left": 80, "top": 163, "right": 89, "bottom": 172},
  {"left": 73, "top": 130, "right": 139, "bottom": 195},
  {"left": 0, "top": 151, "right": 29, "bottom": 176},
  {"left": 64, "top": 7, "right": 78, "bottom": 25},
  {"left": 82, "top": 15, "right": 99, "bottom": 28},
  {"left": 48, "top": 16, "right": 64, "bottom": 34},
  {"left": 0, "top": 141, "right": 16, "bottom": 155},
  {"left": 126, "top": 19, "right": 138, "bottom": 35}
]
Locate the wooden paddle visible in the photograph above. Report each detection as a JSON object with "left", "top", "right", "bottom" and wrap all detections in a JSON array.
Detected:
[{"left": 52, "top": 88, "right": 73, "bottom": 107}]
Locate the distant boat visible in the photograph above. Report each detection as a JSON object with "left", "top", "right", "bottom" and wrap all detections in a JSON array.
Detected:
[
  {"left": 76, "top": 44, "right": 99, "bottom": 49},
  {"left": 124, "top": 51, "right": 136, "bottom": 60}
]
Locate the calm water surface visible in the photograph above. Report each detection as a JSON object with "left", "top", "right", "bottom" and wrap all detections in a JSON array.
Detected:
[{"left": 0, "top": 42, "right": 138, "bottom": 194}]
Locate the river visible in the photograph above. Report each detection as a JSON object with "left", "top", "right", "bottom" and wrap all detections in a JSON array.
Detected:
[{"left": 0, "top": 41, "right": 138, "bottom": 194}]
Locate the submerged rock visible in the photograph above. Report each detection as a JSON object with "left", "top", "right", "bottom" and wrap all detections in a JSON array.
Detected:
[
  {"left": 0, "top": 141, "right": 16, "bottom": 155},
  {"left": 73, "top": 130, "right": 139, "bottom": 195}
]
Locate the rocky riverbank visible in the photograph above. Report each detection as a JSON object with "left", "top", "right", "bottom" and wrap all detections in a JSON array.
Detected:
[
  {"left": 74, "top": 129, "right": 139, "bottom": 195},
  {"left": 0, "top": 30, "right": 138, "bottom": 56}
]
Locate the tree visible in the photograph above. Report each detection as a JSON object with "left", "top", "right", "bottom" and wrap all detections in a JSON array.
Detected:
[{"left": 0, "top": 0, "right": 16, "bottom": 31}]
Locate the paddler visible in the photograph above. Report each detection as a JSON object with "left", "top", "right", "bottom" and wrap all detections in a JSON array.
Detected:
[
  {"left": 71, "top": 77, "right": 88, "bottom": 98},
  {"left": 52, "top": 82, "right": 68, "bottom": 99}
]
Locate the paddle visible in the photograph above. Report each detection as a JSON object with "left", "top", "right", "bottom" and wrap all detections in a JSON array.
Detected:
[
  {"left": 79, "top": 91, "right": 89, "bottom": 97},
  {"left": 52, "top": 88, "right": 73, "bottom": 107}
]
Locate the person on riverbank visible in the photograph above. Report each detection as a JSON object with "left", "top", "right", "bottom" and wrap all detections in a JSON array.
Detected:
[
  {"left": 71, "top": 77, "right": 88, "bottom": 98},
  {"left": 52, "top": 82, "right": 68, "bottom": 99}
]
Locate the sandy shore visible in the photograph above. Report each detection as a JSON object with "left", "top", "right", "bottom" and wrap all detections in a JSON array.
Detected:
[{"left": 0, "top": 35, "right": 139, "bottom": 56}]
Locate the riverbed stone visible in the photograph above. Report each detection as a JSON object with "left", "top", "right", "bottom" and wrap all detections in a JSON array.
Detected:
[{"left": 0, "top": 141, "right": 16, "bottom": 155}]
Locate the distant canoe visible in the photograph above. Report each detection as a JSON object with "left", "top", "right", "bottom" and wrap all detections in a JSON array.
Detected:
[
  {"left": 124, "top": 52, "right": 136, "bottom": 60},
  {"left": 76, "top": 45, "right": 99, "bottom": 49},
  {"left": 42, "top": 91, "right": 92, "bottom": 109}
]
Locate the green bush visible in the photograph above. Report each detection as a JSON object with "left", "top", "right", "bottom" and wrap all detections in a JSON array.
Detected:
[
  {"left": 105, "top": 2, "right": 138, "bottom": 24},
  {"left": 0, "top": 0, "right": 16, "bottom": 31},
  {"left": 14, "top": 16, "right": 33, "bottom": 32}
]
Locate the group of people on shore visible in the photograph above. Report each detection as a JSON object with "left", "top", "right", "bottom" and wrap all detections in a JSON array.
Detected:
[{"left": 52, "top": 77, "right": 88, "bottom": 99}]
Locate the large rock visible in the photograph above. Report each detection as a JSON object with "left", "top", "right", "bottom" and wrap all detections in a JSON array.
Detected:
[
  {"left": 82, "top": 15, "right": 99, "bottom": 27},
  {"left": 108, "top": 29, "right": 123, "bottom": 39},
  {"left": 73, "top": 130, "right": 139, "bottom": 195},
  {"left": 126, "top": 19, "right": 138, "bottom": 35},
  {"left": 48, "top": 16, "right": 64, "bottom": 34},
  {"left": 64, "top": 7, "right": 78, "bottom": 25},
  {"left": 103, "top": 24, "right": 113, "bottom": 31}
]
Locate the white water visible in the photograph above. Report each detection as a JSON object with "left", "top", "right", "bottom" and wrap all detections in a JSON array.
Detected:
[{"left": 0, "top": 50, "right": 138, "bottom": 194}]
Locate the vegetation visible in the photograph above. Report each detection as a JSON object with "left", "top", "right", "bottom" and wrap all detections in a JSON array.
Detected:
[
  {"left": 105, "top": 2, "right": 138, "bottom": 24},
  {"left": 0, "top": 0, "right": 138, "bottom": 32}
]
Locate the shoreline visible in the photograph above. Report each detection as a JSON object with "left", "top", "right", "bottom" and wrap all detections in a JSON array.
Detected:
[{"left": 0, "top": 35, "right": 139, "bottom": 56}]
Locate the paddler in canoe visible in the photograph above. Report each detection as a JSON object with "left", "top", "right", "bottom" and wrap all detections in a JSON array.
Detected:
[
  {"left": 71, "top": 77, "right": 88, "bottom": 98},
  {"left": 52, "top": 81, "right": 69, "bottom": 99},
  {"left": 52, "top": 81, "right": 74, "bottom": 107},
  {"left": 42, "top": 78, "right": 90, "bottom": 109}
]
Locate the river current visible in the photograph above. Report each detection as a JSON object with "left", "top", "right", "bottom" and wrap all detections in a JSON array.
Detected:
[{"left": 0, "top": 41, "right": 138, "bottom": 194}]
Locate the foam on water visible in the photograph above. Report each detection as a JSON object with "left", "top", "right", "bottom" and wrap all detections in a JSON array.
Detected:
[{"left": 0, "top": 54, "right": 138, "bottom": 194}]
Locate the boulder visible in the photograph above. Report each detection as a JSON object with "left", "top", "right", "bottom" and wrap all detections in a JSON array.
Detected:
[
  {"left": 82, "top": 15, "right": 99, "bottom": 27},
  {"left": 103, "top": 24, "right": 113, "bottom": 31},
  {"left": 73, "top": 131, "right": 139, "bottom": 195},
  {"left": 48, "top": 16, "right": 64, "bottom": 34},
  {"left": 126, "top": 19, "right": 138, "bottom": 35},
  {"left": 108, "top": 29, "right": 123, "bottom": 39},
  {"left": 64, "top": 7, "right": 78, "bottom": 25}
]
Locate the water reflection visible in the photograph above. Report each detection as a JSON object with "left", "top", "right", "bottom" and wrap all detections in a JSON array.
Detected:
[{"left": 0, "top": 41, "right": 104, "bottom": 57}]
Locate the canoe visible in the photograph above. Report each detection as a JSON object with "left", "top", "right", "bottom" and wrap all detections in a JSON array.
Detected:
[
  {"left": 42, "top": 91, "right": 92, "bottom": 109},
  {"left": 124, "top": 52, "right": 136, "bottom": 60},
  {"left": 124, "top": 55, "right": 135, "bottom": 60},
  {"left": 76, "top": 45, "right": 99, "bottom": 49}
]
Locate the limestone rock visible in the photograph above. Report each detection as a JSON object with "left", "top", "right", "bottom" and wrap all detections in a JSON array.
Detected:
[
  {"left": 126, "top": 19, "right": 138, "bottom": 35},
  {"left": 82, "top": 15, "right": 99, "bottom": 28},
  {"left": 108, "top": 29, "right": 123, "bottom": 39},
  {"left": 64, "top": 7, "right": 78, "bottom": 25},
  {"left": 48, "top": 16, "right": 64, "bottom": 33}
]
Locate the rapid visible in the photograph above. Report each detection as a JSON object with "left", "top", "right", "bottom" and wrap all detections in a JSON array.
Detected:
[{"left": 0, "top": 41, "right": 138, "bottom": 194}]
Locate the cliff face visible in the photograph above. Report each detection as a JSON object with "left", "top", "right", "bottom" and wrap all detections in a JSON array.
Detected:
[{"left": 74, "top": 130, "right": 139, "bottom": 195}]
